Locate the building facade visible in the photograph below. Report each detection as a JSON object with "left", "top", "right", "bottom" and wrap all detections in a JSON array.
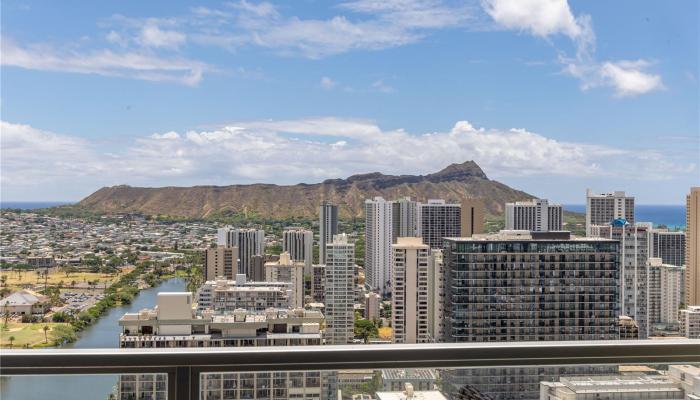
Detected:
[
  {"left": 217, "top": 227, "right": 265, "bottom": 279},
  {"left": 585, "top": 189, "right": 634, "bottom": 236},
  {"left": 283, "top": 228, "right": 313, "bottom": 275},
  {"left": 505, "top": 199, "right": 562, "bottom": 232},
  {"left": 265, "top": 252, "right": 305, "bottom": 309},
  {"left": 681, "top": 306, "right": 700, "bottom": 339},
  {"left": 687, "top": 187, "right": 700, "bottom": 306},
  {"left": 324, "top": 233, "right": 356, "bottom": 345},
  {"left": 391, "top": 237, "right": 430, "bottom": 344},
  {"left": 319, "top": 201, "right": 339, "bottom": 265},
  {"left": 650, "top": 229, "right": 686, "bottom": 267},
  {"left": 460, "top": 199, "right": 486, "bottom": 237},
  {"left": 419, "top": 199, "right": 462, "bottom": 250},
  {"left": 204, "top": 246, "right": 238, "bottom": 281},
  {"left": 648, "top": 258, "right": 684, "bottom": 329},
  {"left": 365, "top": 197, "right": 394, "bottom": 294},
  {"left": 196, "top": 275, "right": 291, "bottom": 312},
  {"left": 392, "top": 197, "right": 420, "bottom": 239}
]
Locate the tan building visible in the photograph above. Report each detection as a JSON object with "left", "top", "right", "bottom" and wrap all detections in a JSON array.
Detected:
[
  {"left": 365, "top": 292, "right": 381, "bottom": 321},
  {"left": 392, "top": 237, "right": 430, "bottom": 344},
  {"left": 265, "top": 252, "right": 304, "bottom": 309},
  {"left": 204, "top": 246, "right": 238, "bottom": 281},
  {"left": 0, "top": 290, "right": 50, "bottom": 315},
  {"left": 686, "top": 187, "right": 700, "bottom": 306},
  {"left": 461, "top": 198, "right": 485, "bottom": 237},
  {"left": 427, "top": 249, "right": 444, "bottom": 342},
  {"left": 681, "top": 306, "right": 700, "bottom": 339}
]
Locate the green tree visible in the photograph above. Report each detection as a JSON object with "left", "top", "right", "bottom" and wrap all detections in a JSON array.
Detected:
[
  {"left": 43, "top": 325, "right": 49, "bottom": 343},
  {"left": 8, "top": 335, "right": 15, "bottom": 348},
  {"left": 354, "top": 319, "right": 378, "bottom": 344}
]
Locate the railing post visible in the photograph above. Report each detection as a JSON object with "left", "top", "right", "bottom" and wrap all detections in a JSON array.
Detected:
[{"left": 171, "top": 366, "right": 194, "bottom": 400}]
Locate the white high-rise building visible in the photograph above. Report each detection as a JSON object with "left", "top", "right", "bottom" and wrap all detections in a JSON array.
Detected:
[
  {"left": 391, "top": 237, "right": 430, "bottom": 344},
  {"left": 324, "top": 233, "right": 356, "bottom": 345},
  {"left": 265, "top": 252, "right": 305, "bottom": 309},
  {"left": 585, "top": 189, "right": 635, "bottom": 236},
  {"left": 590, "top": 221, "right": 649, "bottom": 338},
  {"left": 282, "top": 228, "right": 313, "bottom": 275},
  {"left": 365, "top": 197, "right": 394, "bottom": 294},
  {"left": 418, "top": 199, "right": 461, "bottom": 249},
  {"left": 319, "top": 201, "right": 339, "bottom": 265},
  {"left": 648, "top": 258, "right": 685, "bottom": 328},
  {"left": 217, "top": 227, "right": 265, "bottom": 279},
  {"left": 505, "top": 199, "right": 562, "bottom": 232}
]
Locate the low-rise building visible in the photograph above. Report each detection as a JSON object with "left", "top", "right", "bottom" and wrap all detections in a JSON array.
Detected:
[
  {"left": 0, "top": 290, "right": 50, "bottom": 315},
  {"left": 381, "top": 369, "right": 437, "bottom": 392},
  {"left": 119, "top": 292, "right": 322, "bottom": 348},
  {"left": 681, "top": 306, "right": 700, "bottom": 339},
  {"left": 196, "top": 275, "right": 291, "bottom": 312}
]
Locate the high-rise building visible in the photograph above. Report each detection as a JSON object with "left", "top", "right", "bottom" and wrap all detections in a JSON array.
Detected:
[
  {"left": 265, "top": 252, "right": 305, "bottom": 309},
  {"left": 585, "top": 189, "right": 634, "bottom": 236},
  {"left": 505, "top": 199, "right": 562, "bottom": 232},
  {"left": 441, "top": 231, "right": 620, "bottom": 399},
  {"left": 648, "top": 258, "right": 685, "bottom": 329},
  {"left": 365, "top": 197, "right": 394, "bottom": 294},
  {"left": 419, "top": 199, "right": 462, "bottom": 249},
  {"left": 650, "top": 229, "right": 686, "bottom": 266},
  {"left": 442, "top": 231, "right": 620, "bottom": 343},
  {"left": 391, "top": 237, "right": 430, "bottom": 344},
  {"left": 204, "top": 246, "right": 238, "bottom": 281},
  {"left": 312, "top": 264, "right": 325, "bottom": 302},
  {"left": 681, "top": 306, "right": 700, "bottom": 339},
  {"left": 427, "top": 249, "right": 444, "bottom": 342},
  {"left": 686, "top": 187, "right": 700, "bottom": 306},
  {"left": 365, "top": 292, "right": 381, "bottom": 321},
  {"left": 460, "top": 199, "right": 486, "bottom": 237},
  {"left": 217, "top": 227, "right": 265, "bottom": 279},
  {"left": 319, "top": 201, "right": 339, "bottom": 265},
  {"left": 392, "top": 197, "right": 420, "bottom": 239},
  {"left": 590, "top": 221, "right": 650, "bottom": 338},
  {"left": 283, "top": 228, "right": 313, "bottom": 275},
  {"left": 324, "top": 233, "right": 356, "bottom": 345}
]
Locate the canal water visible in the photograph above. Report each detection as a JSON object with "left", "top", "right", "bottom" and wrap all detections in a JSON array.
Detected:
[{"left": 0, "top": 278, "right": 186, "bottom": 400}]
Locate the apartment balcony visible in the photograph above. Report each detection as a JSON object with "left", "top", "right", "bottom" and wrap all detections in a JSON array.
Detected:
[{"left": 1, "top": 340, "right": 699, "bottom": 400}]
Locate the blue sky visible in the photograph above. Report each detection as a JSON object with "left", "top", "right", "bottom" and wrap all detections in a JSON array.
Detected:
[{"left": 1, "top": 0, "right": 698, "bottom": 204}]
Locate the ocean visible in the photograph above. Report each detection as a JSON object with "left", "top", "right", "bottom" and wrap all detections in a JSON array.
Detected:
[
  {"left": 564, "top": 204, "right": 686, "bottom": 230},
  {"left": 0, "top": 201, "right": 73, "bottom": 210}
]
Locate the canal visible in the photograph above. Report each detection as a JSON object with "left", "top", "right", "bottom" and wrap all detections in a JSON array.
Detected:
[{"left": 0, "top": 278, "right": 186, "bottom": 400}]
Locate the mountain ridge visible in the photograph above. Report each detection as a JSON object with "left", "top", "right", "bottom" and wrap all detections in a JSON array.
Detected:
[{"left": 78, "top": 161, "right": 534, "bottom": 219}]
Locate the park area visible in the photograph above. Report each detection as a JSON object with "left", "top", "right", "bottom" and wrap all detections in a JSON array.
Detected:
[
  {"left": 0, "top": 322, "right": 76, "bottom": 348},
  {"left": 1, "top": 267, "right": 135, "bottom": 291}
]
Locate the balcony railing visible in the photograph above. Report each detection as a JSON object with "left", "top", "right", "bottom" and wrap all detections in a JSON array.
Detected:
[{"left": 2, "top": 340, "right": 699, "bottom": 400}]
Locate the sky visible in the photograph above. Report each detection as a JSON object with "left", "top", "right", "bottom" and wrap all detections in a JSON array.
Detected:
[{"left": 1, "top": 0, "right": 698, "bottom": 204}]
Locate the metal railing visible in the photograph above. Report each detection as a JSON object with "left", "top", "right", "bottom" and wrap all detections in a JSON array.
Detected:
[{"left": 2, "top": 340, "right": 699, "bottom": 400}]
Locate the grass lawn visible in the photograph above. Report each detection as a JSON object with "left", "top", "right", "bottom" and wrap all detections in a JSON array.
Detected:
[
  {"left": 0, "top": 322, "right": 73, "bottom": 348},
  {"left": 1, "top": 267, "right": 134, "bottom": 290}
]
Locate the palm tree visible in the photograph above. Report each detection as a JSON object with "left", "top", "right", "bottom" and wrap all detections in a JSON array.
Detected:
[
  {"left": 43, "top": 325, "right": 49, "bottom": 343},
  {"left": 8, "top": 335, "right": 15, "bottom": 348}
]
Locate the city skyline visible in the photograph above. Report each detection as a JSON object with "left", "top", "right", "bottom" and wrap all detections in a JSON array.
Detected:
[{"left": 1, "top": 0, "right": 698, "bottom": 204}]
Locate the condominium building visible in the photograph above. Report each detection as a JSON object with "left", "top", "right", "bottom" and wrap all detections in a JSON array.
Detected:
[
  {"left": 365, "top": 292, "right": 381, "bottom": 321},
  {"left": 442, "top": 231, "right": 620, "bottom": 342},
  {"left": 265, "top": 252, "right": 304, "bottom": 309},
  {"left": 392, "top": 197, "right": 420, "bottom": 238},
  {"left": 585, "top": 189, "right": 634, "bottom": 236},
  {"left": 283, "top": 228, "right": 313, "bottom": 274},
  {"left": 204, "top": 246, "right": 238, "bottom": 281},
  {"left": 505, "top": 199, "right": 562, "bottom": 232},
  {"left": 650, "top": 229, "right": 686, "bottom": 267},
  {"left": 324, "top": 233, "right": 356, "bottom": 345},
  {"left": 648, "top": 258, "right": 684, "bottom": 328},
  {"left": 687, "top": 187, "right": 700, "bottom": 306},
  {"left": 681, "top": 306, "right": 700, "bottom": 339},
  {"left": 196, "top": 275, "right": 291, "bottom": 312},
  {"left": 460, "top": 198, "right": 486, "bottom": 237},
  {"left": 419, "top": 199, "right": 462, "bottom": 250},
  {"left": 391, "top": 237, "right": 430, "bottom": 344},
  {"left": 319, "top": 201, "right": 339, "bottom": 264},
  {"left": 590, "top": 221, "right": 650, "bottom": 338},
  {"left": 217, "top": 227, "right": 265, "bottom": 279},
  {"left": 365, "top": 197, "right": 394, "bottom": 294},
  {"left": 119, "top": 293, "right": 323, "bottom": 348},
  {"left": 312, "top": 264, "right": 325, "bottom": 302}
]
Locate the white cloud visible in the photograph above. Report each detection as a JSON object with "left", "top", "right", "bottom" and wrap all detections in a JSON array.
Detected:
[
  {"left": 320, "top": 76, "right": 337, "bottom": 89},
  {"left": 138, "top": 24, "right": 186, "bottom": 49},
  {"left": 372, "top": 79, "right": 394, "bottom": 93},
  {"left": 481, "top": 0, "right": 663, "bottom": 97},
  {"left": 2, "top": 118, "right": 694, "bottom": 200},
  {"left": 1, "top": 37, "right": 207, "bottom": 86},
  {"left": 600, "top": 60, "right": 664, "bottom": 97}
]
